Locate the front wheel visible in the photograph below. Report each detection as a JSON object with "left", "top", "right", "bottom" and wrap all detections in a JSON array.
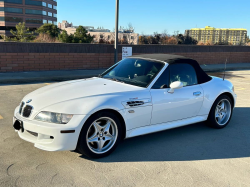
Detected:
[
  {"left": 77, "top": 111, "right": 122, "bottom": 158},
  {"left": 206, "top": 95, "right": 233, "bottom": 129}
]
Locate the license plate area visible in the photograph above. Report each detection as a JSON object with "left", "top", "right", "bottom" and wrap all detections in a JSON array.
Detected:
[{"left": 13, "top": 118, "right": 24, "bottom": 132}]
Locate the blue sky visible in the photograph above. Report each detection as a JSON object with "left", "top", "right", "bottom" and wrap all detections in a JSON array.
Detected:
[{"left": 58, "top": 0, "right": 250, "bottom": 35}]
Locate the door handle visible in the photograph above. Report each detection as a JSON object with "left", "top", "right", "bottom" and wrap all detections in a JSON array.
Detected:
[{"left": 193, "top": 91, "right": 201, "bottom": 96}]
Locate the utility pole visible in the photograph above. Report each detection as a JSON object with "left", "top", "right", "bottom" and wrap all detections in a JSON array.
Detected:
[{"left": 114, "top": 0, "right": 119, "bottom": 64}]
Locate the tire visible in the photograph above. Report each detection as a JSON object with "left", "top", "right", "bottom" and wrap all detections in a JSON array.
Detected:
[
  {"left": 77, "top": 111, "right": 122, "bottom": 158},
  {"left": 206, "top": 95, "right": 233, "bottom": 129}
]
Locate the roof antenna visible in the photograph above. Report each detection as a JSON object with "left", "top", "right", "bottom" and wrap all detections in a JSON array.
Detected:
[{"left": 223, "top": 58, "right": 227, "bottom": 81}]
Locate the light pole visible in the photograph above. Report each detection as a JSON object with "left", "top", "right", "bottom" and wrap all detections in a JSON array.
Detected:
[{"left": 114, "top": 0, "right": 119, "bottom": 64}]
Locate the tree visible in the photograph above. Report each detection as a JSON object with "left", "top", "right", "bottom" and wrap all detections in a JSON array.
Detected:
[
  {"left": 176, "top": 34, "right": 197, "bottom": 45},
  {"left": 73, "top": 26, "right": 93, "bottom": 43},
  {"left": 58, "top": 30, "right": 71, "bottom": 43},
  {"left": 10, "top": 22, "right": 34, "bottom": 42},
  {"left": 36, "top": 23, "right": 60, "bottom": 38}
]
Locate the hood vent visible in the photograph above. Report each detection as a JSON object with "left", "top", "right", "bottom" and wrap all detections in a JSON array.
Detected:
[{"left": 127, "top": 101, "right": 144, "bottom": 107}]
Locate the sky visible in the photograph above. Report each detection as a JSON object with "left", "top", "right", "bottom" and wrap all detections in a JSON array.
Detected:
[{"left": 58, "top": 0, "right": 250, "bottom": 35}]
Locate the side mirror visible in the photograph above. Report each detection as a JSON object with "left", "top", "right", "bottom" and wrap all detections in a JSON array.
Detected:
[{"left": 168, "top": 81, "right": 183, "bottom": 93}]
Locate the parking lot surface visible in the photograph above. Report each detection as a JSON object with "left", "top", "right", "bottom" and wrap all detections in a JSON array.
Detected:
[{"left": 0, "top": 70, "right": 250, "bottom": 187}]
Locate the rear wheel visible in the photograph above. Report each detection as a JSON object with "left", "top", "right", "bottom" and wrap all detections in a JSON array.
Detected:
[
  {"left": 206, "top": 95, "right": 233, "bottom": 129},
  {"left": 77, "top": 111, "right": 122, "bottom": 158}
]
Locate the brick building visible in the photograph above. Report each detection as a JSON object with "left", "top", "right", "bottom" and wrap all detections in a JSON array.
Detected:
[{"left": 0, "top": 0, "right": 57, "bottom": 36}]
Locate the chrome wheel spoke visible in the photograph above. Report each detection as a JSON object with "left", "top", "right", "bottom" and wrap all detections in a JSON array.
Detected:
[
  {"left": 88, "top": 135, "right": 99, "bottom": 143},
  {"left": 105, "top": 134, "right": 114, "bottom": 141},
  {"left": 103, "top": 120, "right": 111, "bottom": 133},
  {"left": 215, "top": 113, "right": 220, "bottom": 118},
  {"left": 97, "top": 139, "right": 105, "bottom": 151},
  {"left": 93, "top": 121, "right": 102, "bottom": 132},
  {"left": 220, "top": 101, "right": 225, "bottom": 111}
]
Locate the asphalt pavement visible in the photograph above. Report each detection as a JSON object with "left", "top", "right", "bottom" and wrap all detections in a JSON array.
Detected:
[{"left": 0, "top": 70, "right": 250, "bottom": 186}]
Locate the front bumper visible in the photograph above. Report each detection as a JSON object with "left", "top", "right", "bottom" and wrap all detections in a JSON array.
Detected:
[{"left": 13, "top": 107, "right": 88, "bottom": 151}]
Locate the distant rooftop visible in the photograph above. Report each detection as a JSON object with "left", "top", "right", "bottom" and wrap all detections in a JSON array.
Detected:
[{"left": 190, "top": 26, "right": 247, "bottom": 31}]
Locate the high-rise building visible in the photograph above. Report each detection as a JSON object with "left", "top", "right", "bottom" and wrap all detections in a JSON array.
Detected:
[
  {"left": 0, "top": 0, "right": 57, "bottom": 36},
  {"left": 185, "top": 26, "right": 247, "bottom": 45}
]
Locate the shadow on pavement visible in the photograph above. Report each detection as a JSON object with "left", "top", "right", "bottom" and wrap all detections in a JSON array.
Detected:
[{"left": 80, "top": 107, "right": 250, "bottom": 162}]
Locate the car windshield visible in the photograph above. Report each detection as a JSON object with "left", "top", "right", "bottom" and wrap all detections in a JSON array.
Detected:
[{"left": 100, "top": 58, "right": 165, "bottom": 87}]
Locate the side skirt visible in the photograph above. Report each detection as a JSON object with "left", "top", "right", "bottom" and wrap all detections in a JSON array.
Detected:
[{"left": 126, "top": 115, "right": 208, "bottom": 139}]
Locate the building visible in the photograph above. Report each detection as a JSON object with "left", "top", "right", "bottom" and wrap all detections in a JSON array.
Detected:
[
  {"left": 58, "top": 20, "right": 139, "bottom": 44},
  {"left": 58, "top": 20, "right": 72, "bottom": 30},
  {"left": 185, "top": 26, "right": 247, "bottom": 45},
  {"left": 90, "top": 31, "right": 139, "bottom": 45},
  {"left": 0, "top": 0, "right": 57, "bottom": 36}
]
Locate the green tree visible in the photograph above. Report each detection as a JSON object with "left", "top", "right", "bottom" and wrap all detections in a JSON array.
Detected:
[
  {"left": 73, "top": 26, "right": 93, "bottom": 43},
  {"left": 37, "top": 23, "right": 60, "bottom": 38},
  {"left": 10, "top": 22, "right": 34, "bottom": 42},
  {"left": 58, "top": 30, "right": 70, "bottom": 43}
]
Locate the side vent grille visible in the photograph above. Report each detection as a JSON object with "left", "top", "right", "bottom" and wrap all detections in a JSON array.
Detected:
[
  {"left": 19, "top": 102, "right": 25, "bottom": 114},
  {"left": 127, "top": 101, "right": 144, "bottom": 107}
]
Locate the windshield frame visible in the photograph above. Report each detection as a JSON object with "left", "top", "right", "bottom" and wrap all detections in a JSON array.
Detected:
[{"left": 100, "top": 57, "right": 166, "bottom": 88}]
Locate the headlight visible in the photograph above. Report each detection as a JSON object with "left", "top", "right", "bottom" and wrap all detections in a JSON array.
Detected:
[{"left": 34, "top": 111, "right": 73, "bottom": 124}]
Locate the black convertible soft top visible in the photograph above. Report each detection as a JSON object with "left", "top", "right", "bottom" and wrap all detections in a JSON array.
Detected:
[{"left": 129, "top": 54, "right": 212, "bottom": 84}]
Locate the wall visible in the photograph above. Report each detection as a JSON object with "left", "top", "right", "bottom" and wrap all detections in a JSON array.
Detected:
[{"left": 0, "top": 42, "right": 250, "bottom": 72}]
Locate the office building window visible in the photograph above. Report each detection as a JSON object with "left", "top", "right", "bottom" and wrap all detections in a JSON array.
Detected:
[
  {"left": 0, "top": 16, "right": 23, "bottom": 22},
  {"left": 48, "top": 12, "right": 52, "bottom": 16},
  {"left": 48, "top": 20, "right": 52, "bottom": 24},
  {"left": 43, "top": 20, "right": 47, "bottom": 24},
  {"left": 26, "top": 9, "right": 46, "bottom": 15},
  {"left": 42, "top": 2, "right": 46, "bottom": 7},
  {"left": 1, "top": 0, "right": 22, "bottom": 4},
  {"left": 0, "top": 7, "right": 23, "bottom": 13},
  {"left": 48, "top": 4, "right": 52, "bottom": 8},
  {"left": 53, "top": 13, "right": 57, "bottom": 18},
  {"left": 53, "top": 21, "right": 57, "bottom": 25},
  {"left": 26, "top": 18, "right": 43, "bottom": 24},
  {"left": 25, "top": 0, "right": 43, "bottom": 6},
  {"left": 53, "top": 5, "right": 57, "bottom": 10}
]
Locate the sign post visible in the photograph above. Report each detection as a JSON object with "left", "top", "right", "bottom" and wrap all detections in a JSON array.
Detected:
[
  {"left": 114, "top": 0, "right": 119, "bottom": 64},
  {"left": 122, "top": 47, "right": 132, "bottom": 60}
]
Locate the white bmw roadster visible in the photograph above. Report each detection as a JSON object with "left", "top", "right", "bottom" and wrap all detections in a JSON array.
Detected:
[{"left": 13, "top": 54, "right": 237, "bottom": 158}]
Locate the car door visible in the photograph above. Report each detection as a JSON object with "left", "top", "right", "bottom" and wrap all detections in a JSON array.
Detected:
[{"left": 150, "top": 63, "right": 204, "bottom": 125}]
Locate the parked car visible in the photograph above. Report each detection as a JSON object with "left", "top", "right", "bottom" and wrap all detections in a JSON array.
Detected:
[{"left": 13, "top": 54, "right": 237, "bottom": 158}]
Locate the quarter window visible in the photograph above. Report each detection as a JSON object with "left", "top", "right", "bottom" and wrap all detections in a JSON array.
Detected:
[
  {"left": 169, "top": 63, "right": 197, "bottom": 86},
  {"left": 152, "top": 67, "right": 170, "bottom": 89}
]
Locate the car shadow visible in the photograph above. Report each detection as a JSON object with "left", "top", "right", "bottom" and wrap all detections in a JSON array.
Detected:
[{"left": 79, "top": 107, "right": 250, "bottom": 162}]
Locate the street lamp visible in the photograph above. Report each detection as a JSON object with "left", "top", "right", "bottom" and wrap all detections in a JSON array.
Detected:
[{"left": 114, "top": 0, "right": 119, "bottom": 64}]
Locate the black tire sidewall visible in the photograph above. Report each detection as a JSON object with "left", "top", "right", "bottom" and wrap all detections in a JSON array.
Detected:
[
  {"left": 207, "top": 95, "right": 233, "bottom": 129},
  {"left": 77, "top": 111, "right": 122, "bottom": 158}
]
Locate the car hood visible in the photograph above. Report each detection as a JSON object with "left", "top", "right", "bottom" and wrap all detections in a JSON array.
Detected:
[{"left": 22, "top": 77, "right": 144, "bottom": 112}]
